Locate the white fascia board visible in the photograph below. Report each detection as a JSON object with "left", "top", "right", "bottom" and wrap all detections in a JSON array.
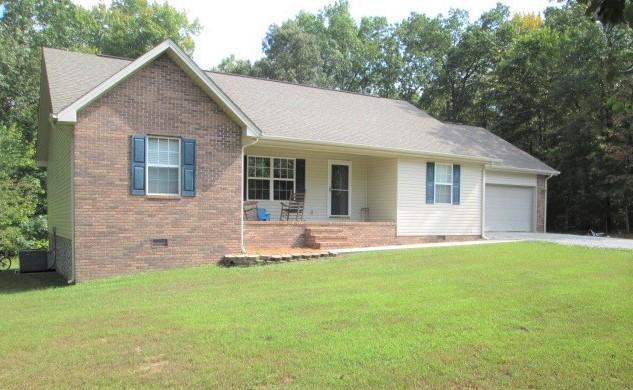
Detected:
[
  {"left": 257, "top": 135, "right": 500, "bottom": 164},
  {"left": 485, "top": 164, "right": 560, "bottom": 176},
  {"left": 55, "top": 40, "right": 261, "bottom": 137}
]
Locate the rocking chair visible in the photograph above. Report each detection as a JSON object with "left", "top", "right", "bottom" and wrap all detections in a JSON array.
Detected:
[{"left": 280, "top": 192, "right": 305, "bottom": 221}]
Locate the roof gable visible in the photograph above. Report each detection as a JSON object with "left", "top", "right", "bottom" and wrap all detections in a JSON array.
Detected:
[{"left": 47, "top": 40, "right": 260, "bottom": 137}]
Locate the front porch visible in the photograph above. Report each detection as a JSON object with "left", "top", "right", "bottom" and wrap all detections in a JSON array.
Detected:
[
  {"left": 245, "top": 143, "right": 398, "bottom": 223},
  {"left": 243, "top": 141, "right": 482, "bottom": 250}
]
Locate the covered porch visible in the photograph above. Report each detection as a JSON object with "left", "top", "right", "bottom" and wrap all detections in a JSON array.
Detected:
[
  {"left": 244, "top": 141, "right": 397, "bottom": 223},
  {"left": 242, "top": 140, "right": 481, "bottom": 250}
]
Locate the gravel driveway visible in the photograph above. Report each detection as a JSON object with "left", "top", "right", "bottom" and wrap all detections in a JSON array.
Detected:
[{"left": 486, "top": 232, "right": 633, "bottom": 250}]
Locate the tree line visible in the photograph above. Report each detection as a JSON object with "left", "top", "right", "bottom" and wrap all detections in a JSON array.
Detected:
[{"left": 0, "top": 0, "right": 632, "bottom": 256}]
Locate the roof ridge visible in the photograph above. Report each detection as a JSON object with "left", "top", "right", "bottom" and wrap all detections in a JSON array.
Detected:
[{"left": 206, "top": 70, "right": 409, "bottom": 103}]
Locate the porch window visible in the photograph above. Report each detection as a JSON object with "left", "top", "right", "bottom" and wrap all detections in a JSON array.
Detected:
[
  {"left": 247, "top": 156, "right": 295, "bottom": 200},
  {"left": 147, "top": 136, "right": 180, "bottom": 195},
  {"left": 434, "top": 163, "right": 452, "bottom": 204}
]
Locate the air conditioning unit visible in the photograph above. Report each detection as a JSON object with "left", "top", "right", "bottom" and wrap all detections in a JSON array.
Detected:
[{"left": 19, "top": 250, "right": 50, "bottom": 273}]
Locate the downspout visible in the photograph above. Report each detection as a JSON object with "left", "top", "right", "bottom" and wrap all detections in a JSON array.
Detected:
[
  {"left": 69, "top": 124, "right": 76, "bottom": 284},
  {"left": 241, "top": 136, "right": 259, "bottom": 253},
  {"left": 481, "top": 166, "right": 487, "bottom": 239}
]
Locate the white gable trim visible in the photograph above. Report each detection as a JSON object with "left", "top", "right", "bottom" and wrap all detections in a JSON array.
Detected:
[
  {"left": 486, "top": 165, "right": 560, "bottom": 176},
  {"left": 54, "top": 40, "right": 261, "bottom": 137}
]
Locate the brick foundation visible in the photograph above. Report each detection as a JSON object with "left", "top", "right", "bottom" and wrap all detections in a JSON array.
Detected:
[
  {"left": 245, "top": 221, "right": 481, "bottom": 249},
  {"left": 72, "top": 55, "right": 242, "bottom": 281}
]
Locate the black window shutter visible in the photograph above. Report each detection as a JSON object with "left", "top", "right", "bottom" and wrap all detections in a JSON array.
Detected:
[
  {"left": 131, "top": 135, "right": 146, "bottom": 195},
  {"left": 244, "top": 155, "right": 248, "bottom": 199},
  {"left": 452, "top": 164, "right": 460, "bottom": 205},
  {"left": 296, "top": 159, "right": 306, "bottom": 193},
  {"left": 181, "top": 139, "right": 196, "bottom": 196},
  {"left": 426, "top": 162, "right": 435, "bottom": 204}
]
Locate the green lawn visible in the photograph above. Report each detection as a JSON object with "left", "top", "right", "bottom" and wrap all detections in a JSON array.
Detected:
[{"left": 1, "top": 242, "right": 632, "bottom": 388}]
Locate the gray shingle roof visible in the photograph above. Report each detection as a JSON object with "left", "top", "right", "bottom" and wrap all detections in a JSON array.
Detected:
[
  {"left": 43, "top": 47, "right": 130, "bottom": 113},
  {"left": 42, "top": 47, "right": 557, "bottom": 173}
]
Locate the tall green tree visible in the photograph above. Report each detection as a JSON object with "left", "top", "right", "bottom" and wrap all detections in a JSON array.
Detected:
[{"left": 86, "top": 0, "right": 200, "bottom": 57}]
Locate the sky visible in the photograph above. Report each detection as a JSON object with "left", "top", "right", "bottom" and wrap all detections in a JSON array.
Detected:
[{"left": 73, "top": 0, "right": 556, "bottom": 69}]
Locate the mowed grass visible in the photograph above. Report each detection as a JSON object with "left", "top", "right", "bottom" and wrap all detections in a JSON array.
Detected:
[{"left": 1, "top": 242, "right": 632, "bottom": 389}]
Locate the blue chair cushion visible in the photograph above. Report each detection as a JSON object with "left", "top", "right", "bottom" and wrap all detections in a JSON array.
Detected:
[{"left": 257, "top": 208, "right": 271, "bottom": 221}]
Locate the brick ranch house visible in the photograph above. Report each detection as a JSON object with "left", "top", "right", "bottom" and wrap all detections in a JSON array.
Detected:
[{"left": 37, "top": 40, "right": 559, "bottom": 282}]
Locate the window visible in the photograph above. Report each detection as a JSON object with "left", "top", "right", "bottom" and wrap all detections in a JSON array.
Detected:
[
  {"left": 247, "top": 156, "right": 295, "bottom": 200},
  {"left": 147, "top": 136, "right": 180, "bottom": 195},
  {"left": 434, "top": 163, "right": 452, "bottom": 204}
]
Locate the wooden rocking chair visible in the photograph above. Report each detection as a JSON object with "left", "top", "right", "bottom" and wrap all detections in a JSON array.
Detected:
[
  {"left": 243, "top": 201, "right": 259, "bottom": 221},
  {"left": 280, "top": 193, "right": 305, "bottom": 221}
]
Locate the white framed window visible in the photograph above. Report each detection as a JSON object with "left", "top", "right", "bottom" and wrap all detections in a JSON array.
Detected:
[
  {"left": 247, "top": 156, "right": 295, "bottom": 201},
  {"left": 146, "top": 136, "right": 180, "bottom": 195},
  {"left": 434, "top": 163, "right": 452, "bottom": 204}
]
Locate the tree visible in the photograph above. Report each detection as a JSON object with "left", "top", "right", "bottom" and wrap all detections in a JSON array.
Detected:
[
  {"left": 256, "top": 19, "right": 327, "bottom": 85},
  {"left": 578, "top": 0, "right": 633, "bottom": 28},
  {"left": 214, "top": 55, "right": 254, "bottom": 75},
  {"left": 0, "top": 124, "right": 44, "bottom": 255}
]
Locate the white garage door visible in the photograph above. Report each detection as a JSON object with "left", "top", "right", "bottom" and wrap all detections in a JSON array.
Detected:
[{"left": 485, "top": 185, "right": 534, "bottom": 232}]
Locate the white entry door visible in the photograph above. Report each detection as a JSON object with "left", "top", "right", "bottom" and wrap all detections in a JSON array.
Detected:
[{"left": 485, "top": 185, "right": 534, "bottom": 232}]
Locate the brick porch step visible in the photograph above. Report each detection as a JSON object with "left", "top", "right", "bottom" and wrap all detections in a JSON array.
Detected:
[
  {"left": 306, "top": 234, "right": 347, "bottom": 241},
  {"left": 307, "top": 241, "right": 350, "bottom": 249},
  {"left": 305, "top": 226, "right": 350, "bottom": 249},
  {"left": 305, "top": 227, "right": 345, "bottom": 234}
]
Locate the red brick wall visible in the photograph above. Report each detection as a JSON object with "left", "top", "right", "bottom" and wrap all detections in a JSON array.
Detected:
[
  {"left": 73, "top": 55, "right": 242, "bottom": 281},
  {"left": 245, "top": 221, "right": 480, "bottom": 249}
]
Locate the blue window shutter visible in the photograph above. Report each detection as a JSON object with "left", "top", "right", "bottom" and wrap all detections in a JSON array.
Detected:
[
  {"left": 452, "top": 164, "right": 461, "bottom": 205},
  {"left": 181, "top": 139, "right": 196, "bottom": 196},
  {"left": 130, "top": 135, "right": 145, "bottom": 195},
  {"left": 296, "top": 159, "right": 306, "bottom": 193},
  {"left": 426, "top": 162, "right": 435, "bottom": 204}
]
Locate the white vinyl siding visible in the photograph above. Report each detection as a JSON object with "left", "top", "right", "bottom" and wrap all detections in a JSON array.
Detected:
[
  {"left": 47, "top": 125, "right": 73, "bottom": 239},
  {"left": 246, "top": 146, "right": 368, "bottom": 221},
  {"left": 367, "top": 157, "right": 397, "bottom": 221},
  {"left": 397, "top": 159, "right": 482, "bottom": 235},
  {"left": 485, "top": 170, "right": 537, "bottom": 187}
]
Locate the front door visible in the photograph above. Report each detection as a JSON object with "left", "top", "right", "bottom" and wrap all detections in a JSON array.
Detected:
[{"left": 329, "top": 161, "right": 351, "bottom": 217}]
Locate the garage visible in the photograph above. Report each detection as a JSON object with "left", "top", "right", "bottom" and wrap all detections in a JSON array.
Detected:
[{"left": 485, "top": 185, "right": 534, "bottom": 232}]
